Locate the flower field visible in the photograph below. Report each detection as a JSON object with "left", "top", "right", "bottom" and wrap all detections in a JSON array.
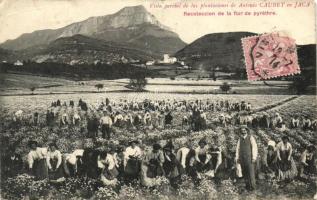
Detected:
[{"left": 0, "top": 93, "right": 316, "bottom": 199}]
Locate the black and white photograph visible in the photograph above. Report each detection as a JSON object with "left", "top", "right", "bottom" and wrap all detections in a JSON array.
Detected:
[{"left": 0, "top": 0, "right": 316, "bottom": 199}]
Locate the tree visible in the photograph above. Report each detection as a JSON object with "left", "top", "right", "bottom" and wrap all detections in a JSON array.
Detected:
[
  {"left": 220, "top": 82, "right": 231, "bottom": 93},
  {"left": 95, "top": 83, "right": 104, "bottom": 92},
  {"left": 129, "top": 74, "right": 147, "bottom": 92},
  {"left": 30, "top": 87, "right": 36, "bottom": 95}
]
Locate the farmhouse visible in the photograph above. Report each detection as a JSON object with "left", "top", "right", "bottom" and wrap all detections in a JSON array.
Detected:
[
  {"left": 14, "top": 60, "right": 23, "bottom": 66},
  {"left": 163, "top": 54, "right": 177, "bottom": 64}
]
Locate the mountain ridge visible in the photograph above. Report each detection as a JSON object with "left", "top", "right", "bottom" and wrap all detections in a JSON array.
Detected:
[{"left": 0, "top": 5, "right": 186, "bottom": 55}]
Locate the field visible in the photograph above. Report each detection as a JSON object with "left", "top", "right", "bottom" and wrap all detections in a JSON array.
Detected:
[
  {"left": 2, "top": 73, "right": 314, "bottom": 95},
  {"left": 0, "top": 73, "right": 317, "bottom": 199}
]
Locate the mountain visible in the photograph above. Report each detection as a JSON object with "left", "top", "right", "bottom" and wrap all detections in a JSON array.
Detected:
[
  {"left": 175, "top": 32, "right": 316, "bottom": 71},
  {"left": 20, "top": 34, "right": 155, "bottom": 64},
  {"left": 0, "top": 48, "right": 18, "bottom": 62},
  {"left": 0, "top": 5, "right": 186, "bottom": 56},
  {"left": 175, "top": 32, "right": 255, "bottom": 70}
]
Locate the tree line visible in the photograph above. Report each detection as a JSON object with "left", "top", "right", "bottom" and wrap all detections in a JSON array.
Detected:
[{"left": 0, "top": 61, "right": 152, "bottom": 80}]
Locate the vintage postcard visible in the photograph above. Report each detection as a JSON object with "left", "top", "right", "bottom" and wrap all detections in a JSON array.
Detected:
[{"left": 0, "top": 0, "right": 316, "bottom": 199}]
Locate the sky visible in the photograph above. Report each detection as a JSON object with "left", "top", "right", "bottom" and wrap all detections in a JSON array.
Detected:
[{"left": 0, "top": 0, "right": 315, "bottom": 45}]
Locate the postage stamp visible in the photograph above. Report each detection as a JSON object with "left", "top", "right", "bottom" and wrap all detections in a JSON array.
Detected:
[{"left": 241, "top": 33, "right": 301, "bottom": 81}]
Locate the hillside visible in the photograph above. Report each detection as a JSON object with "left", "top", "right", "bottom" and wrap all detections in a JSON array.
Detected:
[
  {"left": 175, "top": 32, "right": 255, "bottom": 70},
  {"left": 175, "top": 32, "right": 316, "bottom": 72},
  {"left": 20, "top": 34, "right": 155, "bottom": 64}
]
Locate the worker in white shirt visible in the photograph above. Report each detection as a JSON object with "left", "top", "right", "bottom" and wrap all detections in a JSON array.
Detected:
[
  {"left": 46, "top": 143, "right": 64, "bottom": 181},
  {"left": 124, "top": 140, "right": 142, "bottom": 181},
  {"left": 114, "top": 111, "right": 124, "bottom": 127},
  {"left": 100, "top": 111, "right": 113, "bottom": 140},
  {"left": 27, "top": 140, "right": 49, "bottom": 180},
  {"left": 144, "top": 111, "right": 152, "bottom": 126},
  {"left": 13, "top": 110, "right": 23, "bottom": 124},
  {"left": 72, "top": 111, "right": 81, "bottom": 125},
  {"left": 98, "top": 150, "right": 119, "bottom": 183}
]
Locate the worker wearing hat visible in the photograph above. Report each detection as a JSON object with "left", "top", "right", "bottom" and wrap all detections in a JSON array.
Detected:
[
  {"left": 235, "top": 125, "right": 258, "bottom": 191},
  {"left": 144, "top": 143, "right": 165, "bottom": 178}
]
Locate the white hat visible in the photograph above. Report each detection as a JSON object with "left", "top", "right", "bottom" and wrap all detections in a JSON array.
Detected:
[{"left": 268, "top": 140, "right": 276, "bottom": 148}]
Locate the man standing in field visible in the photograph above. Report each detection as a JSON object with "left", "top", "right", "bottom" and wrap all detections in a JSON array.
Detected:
[
  {"left": 100, "top": 111, "right": 113, "bottom": 140},
  {"left": 235, "top": 125, "right": 258, "bottom": 191}
]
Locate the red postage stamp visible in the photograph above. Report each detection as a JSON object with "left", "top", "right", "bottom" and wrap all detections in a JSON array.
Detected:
[{"left": 241, "top": 33, "right": 300, "bottom": 81}]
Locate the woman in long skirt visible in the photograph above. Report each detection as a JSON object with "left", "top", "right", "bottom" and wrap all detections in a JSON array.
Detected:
[
  {"left": 47, "top": 143, "right": 64, "bottom": 181},
  {"left": 163, "top": 142, "right": 181, "bottom": 188},
  {"left": 276, "top": 136, "right": 297, "bottom": 181},
  {"left": 27, "top": 141, "right": 49, "bottom": 180},
  {"left": 124, "top": 140, "right": 142, "bottom": 182}
]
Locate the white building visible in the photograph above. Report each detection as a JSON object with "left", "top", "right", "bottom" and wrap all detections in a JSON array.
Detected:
[
  {"left": 146, "top": 60, "right": 155, "bottom": 66},
  {"left": 163, "top": 54, "right": 177, "bottom": 64},
  {"left": 14, "top": 60, "right": 23, "bottom": 66}
]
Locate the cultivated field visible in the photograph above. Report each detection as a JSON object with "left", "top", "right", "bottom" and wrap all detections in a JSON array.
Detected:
[
  {"left": 1, "top": 73, "right": 310, "bottom": 95},
  {"left": 0, "top": 73, "right": 317, "bottom": 199},
  {"left": 1, "top": 91, "right": 317, "bottom": 199}
]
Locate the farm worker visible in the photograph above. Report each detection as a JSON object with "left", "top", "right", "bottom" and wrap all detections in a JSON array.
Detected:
[
  {"left": 100, "top": 111, "right": 113, "bottom": 140},
  {"left": 124, "top": 140, "right": 142, "bottom": 181},
  {"left": 87, "top": 114, "right": 99, "bottom": 138},
  {"left": 260, "top": 112, "right": 271, "bottom": 128},
  {"left": 27, "top": 140, "right": 49, "bottom": 180},
  {"left": 261, "top": 140, "right": 278, "bottom": 178},
  {"left": 246, "top": 103, "right": 252, "bottom": 111},
  {"left": 290, "top": 115, "right": 300, "bottom": 128},
  {"left": 272, "top": 113, "right": 283, "bottom": 128},
  {"left": 60, "top": 110, "right": 69, "bottom": 125},
  {"left": 302, "top": 116, "right": 312, "bottom": 130},
  {"left": 163, "top": 141, "right": 181, "bottom": 189},
  {"left": 219, "top": 113, "right": 227, "bottom": 127},
  {"left": 176, "top": 140, "right": 191, "bottom": 174},
  {"left": 182, "top": 115, "right": 189, "bottom": 129},
  {"left": 114, "top": 111, "right": 124, "bottom": 127},
  {"left": 2, "top": 147, "right": 23, "bottom": 178},
  {"left": 82, "top": 147, "right": 99, "bottom": 179},
  {"left": 123, "top": 112, "right": 133, "bottom": 128},
  {"left": 46, "top": 143, "right": 64, "bottom": 181},
  {"left": 165, "top": 111, "right": 173, "bottom": 128},
  {"left": 32, "top": 112, "right": 40, "bottom": 126},
  {"left": 240, "top": 101, "right": 247, "bottom": 110},
  {"left": 133, "top": 113, "right": 143, "bottom": 127},
  {"left": 200, "top": 110, "right": 207, "bottom": 129},
  {"left": 158, "top": 111, "right": 165, "bottom": 128},
  {"left": 185, "top": 143, "right": 201, "bottom": 184},
  {"left": 195, "top": 138, "right": 212, "bottom": 173},
  {"left": 298, "top": 145, "right": 316, "bottom": 178},
  {"left": 72, "top": 111, "right": 81, "bottom": 125},
  {"left": 144, "top": 143, "right": 165, "bottom": 178},
  {"left": 46, "top": 110, "right": 54, "bottom": 126},
  {"left": 13, "top": 110, "right": 23, "bottom": 122},
  {"left": 144, "top": 110, "right": 152, "bottom": 126},
  {"left": 63, "top": 149, "right": 84, "bottom": 177},
  {"left": 69, "top": 100, "right": 74, "bottom": 107},
  {"left": 98, "top": 150, "right": 119, "bottom": 185},
  {"left": 152, "top": 111, "right": 160, "bottom": 128},
  {"left": 56, "top": 99, "right": 61, "bottom": 106},
  {"left": 133, "top": 102, "right": 139, "bottom": 110},
  {"left": 235, "top": 125, "right": 258, "bottom": 191},
  {"left": 209, "top": 135, "right": 224, "bottom": 180},
  {"left": 276, "top": 136, "right": 297, "bottom": 180}
]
